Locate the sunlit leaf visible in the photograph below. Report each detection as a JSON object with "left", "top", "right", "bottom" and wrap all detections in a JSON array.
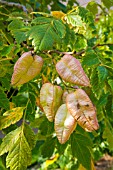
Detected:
[
  {"left": 28, "top": 17, "right": 66, "bottom": 51},
  {"left": 66, "top": 89, "right": 99, "bottom": 132},
  {"left": 0, "top": 127, "right": 21, "bottom": 156},
  {"left": 51, "top": 11, "right": 65, "bottom": 19},
  {"left": 40, "top": 83, "right": 63, "bottom": 122},
  {"left": 11, "top": 51, "right": 43, "bottom": 86},
  {"left": 45, "top": 153, "right": 59, "bottom": 168},
  {"left": 6, "top": 132, "right": 31, "bottom": 170},
  {"left": 56, "top": 54, "right": 90, "bottom": 86},
  {"left": 87, "top": 1, "right": 98, "bottom": 16},
  {"left": 0, "top": 107, "right": 24, "bottom": 130},
  {"left": 55, "top": 104, "right": 77, "bottom": 144}
]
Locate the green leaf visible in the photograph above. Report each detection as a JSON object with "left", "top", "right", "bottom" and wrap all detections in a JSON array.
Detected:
[
  {"left": 23, "top": 124, "right": 36, "bottom": 149},
  {"left": 12, "top": 30, "right": 27, "bottom": 44},
  {"left": 82, "top": 50, "right": 100, "bottom": 66},
  {"left": 87, "top": 1, "right": 98, "bottom": 16},
  {"left": 0, "top": 88, "right": 10, "bottom": 110},
  {"left": 97, "top": 92, "right": 109, "bottom": 108},
  {"left": 41, "top": 137, "right": 56, "bottom": 158},
  {"left": 108, "top": 79, "right": 113, "bottom": 91},
  {"left": 28, "top": 17, "right": 66, "bottom": 51},
  {"left": 0, "top": 107, "right": 24, "bottom": 130},
  {"left": 77, "top": 6, "right": 95, "bottom": 28},
  {"left": 70, "top": 132, "right": 92, "bottom": 170},
  {"left": 8, "top": 20, "right": 25, "bottom": 30},
  {"left": 8, "top": 19, "right": 28, "bottom": 44},
  {"left": 0, "top": 74, "right": 11, "bottom": 90},
  {"left": 6, "top": 132, "right": 31, "bottom": 170},
  {"left": 103, "top": 122, "right": 113, "bottom": 150},
  {"left": 90, "top": 69, "right": 100, "bottom": 98},
  {"left": 56, "top": 139, "right": 68, "bottom": 154},
  {"left": 97, "top": 66, "right": 108, "bottom": 83},
  {"left": 101, "top": 0, "right": 113, "bottom": 9},
  {"left": 1, "top": 44, "right": 14, "bottom": 56},
  {"left": 0, "top": 127, "right": 21, "bottom": 156},
  {"left": 65, "top": 13, "right": 84, "bottom": 27}
]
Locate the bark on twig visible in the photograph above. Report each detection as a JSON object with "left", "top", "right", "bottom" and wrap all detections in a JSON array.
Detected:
[
  {"left": 43, "top": 43, "right": 113, "bottom": 56},
  {"left": 0, "top": 0, "right": 28, "bottom": 13}
]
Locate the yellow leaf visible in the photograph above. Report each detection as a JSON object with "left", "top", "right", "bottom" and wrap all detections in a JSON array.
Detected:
[
  {"left": 79, "top": 164, "right": 86, "bottom": 170},
  {"left": 51, "top": 11, "right": 65, "bottom": 19},
  {"left": 42, "top": 74, "right": 49, "bottom": 84},
  {"left": 45, "top": 153, "right": 59, "bottom": 168},
  {"left": 0, "top": 107, "right": 24, "bottom": 130},
  {"left": 10, "top": 102, "right": 15, "bottom": 109}
]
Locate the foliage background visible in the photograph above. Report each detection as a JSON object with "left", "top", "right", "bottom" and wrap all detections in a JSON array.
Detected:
[{"left": 0, "top": 0, "right": 113, "bottom": 169}]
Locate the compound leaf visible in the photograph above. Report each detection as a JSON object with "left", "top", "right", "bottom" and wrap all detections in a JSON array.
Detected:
[
  {"left": 6, "top": 132, "right": 31, "bottom": 170},
  {"left": 28, "top": 17, "right": 66, "bottom": 51}
]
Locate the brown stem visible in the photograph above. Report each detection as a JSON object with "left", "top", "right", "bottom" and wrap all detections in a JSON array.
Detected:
[
  {"left": 43, "top": 43, "right": 113, "bottom": 56},
  {"left": 0, "top": 0, "right": 28, "bottom": 13}
]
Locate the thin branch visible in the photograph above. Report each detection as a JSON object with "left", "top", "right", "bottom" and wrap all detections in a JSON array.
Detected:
[
  {"left": 0, "top": 0, "right": 28, "bottom": 13},
  {"left": 43, "top": 43, "right": 113, "bottom": 56},
  {"left": 0, "top": 58, "right": 12, "bottom": 62}
]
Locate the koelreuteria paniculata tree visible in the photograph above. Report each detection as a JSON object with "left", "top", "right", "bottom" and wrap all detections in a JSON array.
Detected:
[{"left": 0, "top": 0, "right": 113, "bottom": 169}]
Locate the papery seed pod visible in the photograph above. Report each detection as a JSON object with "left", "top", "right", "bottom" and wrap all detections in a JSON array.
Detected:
[
  {"left": 56, "top": 54, "right": 90, "bottom": 86},
  {"left": 66, "top": 89, "right": 99, "bottom": 132},
  {"left": 40, "top": 83, "right": 63, "bottom": 122},
  {"left": 62, "top": 90, "right": 69, "bottom": 103},
  {"left": 55, "top": 104, "right": 77, "bottom": 144},
  {"left": 11, "top": 51, "right": 43, "bottom": 86}
]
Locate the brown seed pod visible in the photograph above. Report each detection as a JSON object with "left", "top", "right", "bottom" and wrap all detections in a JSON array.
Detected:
[
  {"left": 66, "top": 89, "right": 99, "bottom": 132},
  {"left": 55, "top": 104, "right": 77, "bottom": 144},
  {"left": 11, "top": 51, "right": 43, "bottom": 86},
  {"left": 40, "top": 83, "right": 63, "bottom": 122},
  {"left": 56, "top": 54, "right": 90, "bottom": 86}
]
